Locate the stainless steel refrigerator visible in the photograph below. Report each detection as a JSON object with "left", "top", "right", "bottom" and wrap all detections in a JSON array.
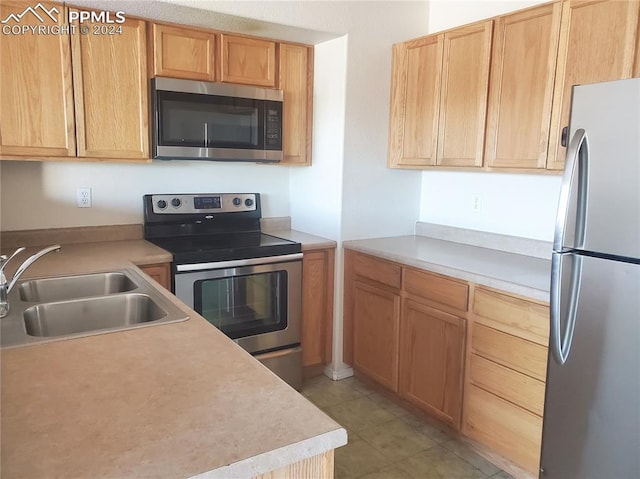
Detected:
[{"left": 540, "top": 78, "right": 640, "bottom": 478}]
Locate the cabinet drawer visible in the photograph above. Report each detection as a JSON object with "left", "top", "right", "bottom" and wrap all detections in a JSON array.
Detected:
[
  {"left": 353, "top": 254, "right": 401, "bottom": 289},
  {"left": 472, "top": 323, "right": 547, "bottom": 381},
  {"left": 404, "top": 268, "right": 468, "bottom": 311},
  {"left": 469, "top": 353, "right": 545, "bottom": 416},
  {"left": 473, "top": 287, "right": 549, "bottom": 346},
  {"left": 465, "top": 383, "right": 542, "bottom": 475}
]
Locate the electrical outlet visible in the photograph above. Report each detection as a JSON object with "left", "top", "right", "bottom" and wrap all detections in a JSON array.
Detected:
[
  {"left": 471, "top": 194, "right": 482, "bottom": 212},
  {"left": 77, "top": 187, "right": 92, "bottom": 208}
]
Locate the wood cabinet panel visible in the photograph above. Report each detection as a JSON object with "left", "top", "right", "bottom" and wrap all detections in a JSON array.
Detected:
[
  {"left": 279, "top": 44, "right": 312, "bottom": 165},
  {"left": 404, "top": 267, "right": 468, "bottom": 312},
  {"left": 353, "top": 253, "right": 402, "bottom": 289},
  {"left": 71, "top": 13, "right": 149, "bottom": 159},
  {"left": 388, "top": 35, "right": 443, "bottom": 167},
  {"left": 485, "top": 2, "right": 562, "bottom": 169},
  {"left": 437, "top": 21, "right": 492, "bottom": 167},
  {"left": 0, "top": 1, "right": 75, "bottom": 157},
  {"left": 473, "top": 287, "right": 549, "bottom": 346},
  {"left": 469, "top": 353, "right": 545, "bottom": 416},
  {"left": 472, "top": 323, "right": 548, "bottom": 381},
  {"left": 220, "top": 35, "right": 276, "bottom": 87},
  {"left": 151, "top": 23, "right": 215, "bottom": 81},
  {"left": 547, "top": 0, "right": 640, "bottom": 170},
  {"left": 400, "top": 299, "right": 466, "bottom": 428},
  {"left": 302, "top": 249, "right": 334, "bottom": 368},
  {"left": 353, "top": 281, "right": 400, "bottom": 392},
  {"left": 139, "top": 263, "right": 170, "bottom": 290},
  {"left": 465, "top": 383, "right": 543, "bottom": 475}
]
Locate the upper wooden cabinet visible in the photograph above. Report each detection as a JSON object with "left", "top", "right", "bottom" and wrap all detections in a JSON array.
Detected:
[
  {"left": 220, "top": 34, "right": 277, "bottom": 87},
  {"left": 484, "top": 2, "right": 562, "bottom": 169},
  {"left": 546, "top": 0, "right": 640, "bottom": 170},
  {"left": 389, "top": 0, "right": 640, "bottom": 172},
  {"left": 389, "top": 21, "right": 492, "bottom": 168},
  {"left": 0, "top": 1, "right": 75, "bottom": 157},
  {"left": 389, "top": 35, "right": 442, "bottom": 167},
  {"left": 71, "top": 13, "right": 149, "bottom": 159},
  {"left": 279, "top": 44, "right": 313, "bottom": 165},
  {"left": 437, "top": 21, "right": 493, "bottom": 168},
  {"left": 150, "top": 24, "right": 216, "bottom": 81}
]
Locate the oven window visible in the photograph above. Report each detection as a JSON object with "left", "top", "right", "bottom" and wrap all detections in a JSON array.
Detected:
[
  {"left": 194, "top": 271, "right": 287, "bottom": 339},
  {"left": 157, "top": 90, "right": 263, "bottom": 149}
]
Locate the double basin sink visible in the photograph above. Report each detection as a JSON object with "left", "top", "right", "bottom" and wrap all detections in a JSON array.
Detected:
[{"left": 1, "top": 268, "right": 188, "bottom": 348}]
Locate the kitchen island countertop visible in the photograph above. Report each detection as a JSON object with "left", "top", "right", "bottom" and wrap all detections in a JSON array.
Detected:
[{"left": 0, "top": 239, "right": 346, "bottom": 478}]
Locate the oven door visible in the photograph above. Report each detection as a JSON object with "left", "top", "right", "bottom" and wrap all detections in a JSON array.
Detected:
[{"left": 174, "top": 255, "right": 301, "bottom": 354}]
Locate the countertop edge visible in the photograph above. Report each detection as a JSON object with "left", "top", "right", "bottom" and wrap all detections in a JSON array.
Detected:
[
  {"left": 191, "top": 428, "right": 348, "bottom": 479},
  {"left": 267, "top": 230, "right": 337, "bottom": 251},
  {"left": 343, "top": 241, "right": 550, "bottom": 303}
]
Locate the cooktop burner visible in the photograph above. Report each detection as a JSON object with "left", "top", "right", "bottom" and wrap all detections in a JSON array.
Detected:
[{"left": 143, "top": 193, "right": 302, "bottom": 265}]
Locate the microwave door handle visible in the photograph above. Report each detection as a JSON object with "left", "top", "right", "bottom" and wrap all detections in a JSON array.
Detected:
[{"left": 204, "top": 123, "right": 208, "bottom": 147}]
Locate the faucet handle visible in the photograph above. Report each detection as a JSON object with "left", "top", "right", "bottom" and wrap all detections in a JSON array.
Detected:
[{"left": 0, "top": 247, "right": 26, "bottom": 275}]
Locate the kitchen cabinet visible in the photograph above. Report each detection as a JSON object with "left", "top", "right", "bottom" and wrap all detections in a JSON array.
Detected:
[
  {"left": 546, "top": 0, "right": 640, "bottom": 170},
  {"left": 139, "top": 263, "right": 170, "bottom": 290},
  {"left": 388, "top": 21, "right": 492, "bottom": 169},
  {"left": 279, "top": 43, "right": 313, "bottom": 165},
  {"left": 463, "top": 285, "right": 549, "bottom": 476},
  {"left": 149, "top": 23, "right": 216, "bottom": 81},
  {"left": 484, "top": 2, "right": 562, "bottom": 170},
  {"left": 301, "top": 248, "right": 334, "bottom": 374},
  {"left": 71, "top": 12, "right": 149, "bottom": 159},
  {"left": 220, "top": 34, "right": 277, "bottom": 87},
  {"left": 0, "top": 1, "right": 75, "bottom": 157}
]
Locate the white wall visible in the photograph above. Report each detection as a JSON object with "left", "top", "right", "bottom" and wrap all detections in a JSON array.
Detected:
[{"left": 421, "top": 0, "right": 561, "bottom": 241}]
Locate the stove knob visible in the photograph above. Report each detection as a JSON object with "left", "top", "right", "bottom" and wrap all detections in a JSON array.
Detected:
[
  {"left": 232, "top": 197, "right": 242, "bottom": 206},
  {"left": 157, "top": 200, "right": 167, "bottom": 210},
  {"left": 171, "top": 198, "right": 182, "bottom": 208},
  {"left": 244, "top": 198, "right": 254, "bottom": 207}
]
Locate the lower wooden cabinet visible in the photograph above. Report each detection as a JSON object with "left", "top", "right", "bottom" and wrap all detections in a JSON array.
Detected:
[
  {"left": 138, "top": 263, "right": 170, "bottom": 290},
  {"left": 302, "top": 248, "right": 334, "bottom": 371},
  {"left": 352, "top": 280, "right": 400, "bottom": 392},
  {"left": 399, "top": 298, "right": 466, "bottom": 428}
]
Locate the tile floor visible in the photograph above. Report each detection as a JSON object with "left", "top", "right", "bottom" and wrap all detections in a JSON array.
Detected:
[{"left": 301, "top": 375, "right": 514, "bottom": 479}]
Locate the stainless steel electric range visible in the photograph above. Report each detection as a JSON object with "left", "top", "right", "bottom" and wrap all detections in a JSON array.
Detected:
[{"left": 143, "top": 193, "right": 303, "bottom": 389}]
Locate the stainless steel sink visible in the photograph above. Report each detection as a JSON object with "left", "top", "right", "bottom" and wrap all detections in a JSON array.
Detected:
[
  {"left": 1, "top": 268, "right": 189, "bottom": 348},
  {"left": 19, "top": 272, "right": 137, "bottom": 302},
  {"left": 23, "top": 293, "right": 166, "bottom": 337}
]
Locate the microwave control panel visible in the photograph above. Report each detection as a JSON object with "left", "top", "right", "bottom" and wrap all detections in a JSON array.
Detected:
[
  {"left": 265, "top": 101, "right": 283, "bottom": 149},
  {"left": 151, "top": 193, "right": 256, "bottom": 214}
]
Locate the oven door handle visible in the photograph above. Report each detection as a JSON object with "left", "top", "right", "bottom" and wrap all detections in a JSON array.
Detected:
[{"left": 175, "top": 253, "right": 303, "bottom": 272}]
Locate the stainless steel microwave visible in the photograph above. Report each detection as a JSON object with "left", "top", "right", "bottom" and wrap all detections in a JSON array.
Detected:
[{"left": 151, "top": 77, "right": 283, "bottom": 162}]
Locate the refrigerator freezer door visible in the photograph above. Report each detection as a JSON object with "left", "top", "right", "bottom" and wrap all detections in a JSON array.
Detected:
[
  {"left": 540, "top": 255, "right": 640, "bottom": 478},
  {"left": 562, "top": 78, "right": 640, "bottom": 259}
]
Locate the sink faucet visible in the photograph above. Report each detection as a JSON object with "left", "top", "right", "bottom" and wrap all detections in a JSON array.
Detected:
[{"left": 0, "top": 245, "right": 61, "bottom": 318}]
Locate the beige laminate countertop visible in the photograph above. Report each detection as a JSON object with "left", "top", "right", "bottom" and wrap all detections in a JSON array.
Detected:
[
  {"left": 0, "top": 240, "right": 346, "bottom": 478},
  {"left": 267, "top": 230, "right": 337, "bottom": 251},
  {"left": 344, "top": 235, "right": 551, "bottom": 302}
]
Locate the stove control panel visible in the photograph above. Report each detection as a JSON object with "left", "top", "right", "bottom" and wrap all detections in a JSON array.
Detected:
[{"left": 151, "top": 193, "right": 257, "bottom": 214}]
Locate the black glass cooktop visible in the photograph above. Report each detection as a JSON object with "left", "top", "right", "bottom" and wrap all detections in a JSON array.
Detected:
[{"left": 148, "top": 232, "right": 301, "bottom": 264}]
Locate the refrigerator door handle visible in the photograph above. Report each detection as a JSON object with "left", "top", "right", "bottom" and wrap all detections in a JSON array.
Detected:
[
  {"left": 550, "top": 252, "right": 584, "bottom": 365},
  {"left": 553, "top": 129, "right": 589, "bottom": 252}
]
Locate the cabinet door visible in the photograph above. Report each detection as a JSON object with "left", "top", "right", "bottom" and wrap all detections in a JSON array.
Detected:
[
  {"left": 485, "top": 2, "right": 562, "bottom": 169},
  {"left": 0, "top": 1, "right": 75, "bottom": 157},
  {"left": 302, "top": 249, "right": 334, "bottom": 368},
  {"left": 279, "top": 44, "right": 312, "bottom": 165},
  {"left": 353, "top": 281, "right": 400, "bottom": 391},
  {"left": 437, "top": 21, "right": 492, "bottom": 168},
  {"left": 399, "top": 299, "right": 466, "bottom": 428},
  {"left": 151, "top": 23, "right": 215, "bottom": 81},
  {"left": 388, "top": 35, "right": 443, "bottom": 168},
  {"left": 220, "top": 35, "right": 276, "bottom": 87},
  {"left": 71, "top": 14, "right": 149, "bottom": 159},
  {"left": 547, "top": 0, "right": 640, "bottom": 170},
  {"left": 139, "top": 263, "right": 170, "bottom": 290}
]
